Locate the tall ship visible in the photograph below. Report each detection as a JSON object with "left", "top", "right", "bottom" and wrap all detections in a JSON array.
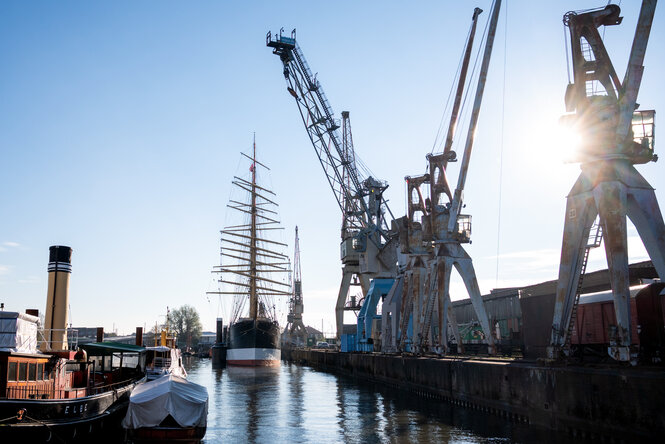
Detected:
[{"left": 209, "top": 139, "right": 291, "bottom": 366}]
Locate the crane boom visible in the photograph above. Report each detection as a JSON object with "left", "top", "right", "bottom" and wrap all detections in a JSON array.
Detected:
[
  {"left": 447, "top": 0, "right": 502, "bottom": 233},
  {"left": 341, "top": 111, "right": 359, "bottom": 237},
  {"left": 267, "top": 30, "right": 392, "bottom": 245}
]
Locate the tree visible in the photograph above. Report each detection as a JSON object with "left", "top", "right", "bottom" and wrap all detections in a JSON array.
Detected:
[{"left": 169, "top": 305, "right": 203, "bottom": 350}]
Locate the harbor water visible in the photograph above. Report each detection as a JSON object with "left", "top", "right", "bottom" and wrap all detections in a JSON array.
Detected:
[{"left": 183, "top": 357, "right": 569, "bottom": 443}]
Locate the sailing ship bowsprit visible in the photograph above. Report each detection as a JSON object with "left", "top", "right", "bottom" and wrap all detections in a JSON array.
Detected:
[{"left": 208, "top": 141, "right": 291, "bottom": 366}]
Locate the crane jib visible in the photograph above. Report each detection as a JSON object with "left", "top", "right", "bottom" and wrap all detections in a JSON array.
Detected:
[{"left": 267, "top": 30, "right": 393, "bottom": 246}]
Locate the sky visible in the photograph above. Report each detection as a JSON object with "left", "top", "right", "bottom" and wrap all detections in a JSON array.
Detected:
[{"left": 1, "top": 1, "right": 664, "bottom": 336}]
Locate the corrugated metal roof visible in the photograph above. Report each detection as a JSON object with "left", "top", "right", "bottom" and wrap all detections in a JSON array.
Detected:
[{"left": 80, "top": 341, "right": 145, "bottom": 355}]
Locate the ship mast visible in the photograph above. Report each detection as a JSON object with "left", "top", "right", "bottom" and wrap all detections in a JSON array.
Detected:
[
  {"left": 249, "top": 135, "right": 258, "bottom": 320},
  {"left": 207, "top": 137, "right": 292, "bottom": 323}
]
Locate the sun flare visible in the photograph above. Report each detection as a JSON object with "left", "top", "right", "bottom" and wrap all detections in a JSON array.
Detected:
[{"left": 521, "top": 112, "right": 583, "bottom": 171}]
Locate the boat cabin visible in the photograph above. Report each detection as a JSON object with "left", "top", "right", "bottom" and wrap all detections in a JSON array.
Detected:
[
  {"left": 144, "top": 346, "right": 186, "bottom": 380},
  {"left": 0, "top": 311, "right": 146, "bottom": 400},
  {"left": 1, "top": 351, "right": 55, "bottom": 399}
]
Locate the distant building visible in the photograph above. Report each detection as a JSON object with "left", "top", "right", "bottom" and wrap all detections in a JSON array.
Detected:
[
  {"left": 198, "top": 332, "right": 216, "bottom": 347},
  {"left": 103, "top": 334, "right": 137, "bottom": 345},
  {"left": 305, "top": 326, "right": 323, "bottom": 342},
  {"left": 75, "top": 327, "right": 147, "bottom": 346},
  {"left": 73, "top": 329, "right": 217, "bottom": 350}
]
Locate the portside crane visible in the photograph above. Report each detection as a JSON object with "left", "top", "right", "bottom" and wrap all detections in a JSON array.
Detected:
[
  {"left": 284, "top": 226, "right": 308, "bottom": 347},
  {"left": 394, "top": 2, "right": 501, "bottom": 355},
  {"left": 548, "top": 1, "right": 661, "bottom": 362},
  {"left": 267, "top": 30, "right": 398, "bottom": 341}
]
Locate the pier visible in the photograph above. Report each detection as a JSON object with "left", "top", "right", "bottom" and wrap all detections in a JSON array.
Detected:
[{"left": 283, "top": 348, "right": 665, "bottom": 441}]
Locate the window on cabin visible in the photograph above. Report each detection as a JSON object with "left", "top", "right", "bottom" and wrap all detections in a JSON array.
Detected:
[
  {"left": 8, "top": 362, "right": 17, "bottom": 381},
  {"left": 37, "top": 363, "right": 44, "bottom": 380},
  {"left": 18, "top": 362, "right": 27, "bottom": 381},
  {"left": 90, "top": 356, "right": 101, "bottom": 373},
  {"left": 122, "top": 353, "right": 139, "bottom": 368},
  {"left": 65, "top": 362, "right": 80, "bottom": 372},
  {"left": 28, "top": 363, "right": 37, "bottom": 381}
]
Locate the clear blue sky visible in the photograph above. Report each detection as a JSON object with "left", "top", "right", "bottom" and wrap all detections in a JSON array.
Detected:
[{"left": 1, "top": 1, "right": 664, "bottom": 335}]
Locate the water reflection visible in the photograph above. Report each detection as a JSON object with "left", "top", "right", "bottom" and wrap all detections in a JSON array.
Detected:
[
  {"left": 285, "top": 364, "right": 304, "bottom": 433},
  {"left": 183, "top": 358, "right": 569, "bottom": 444},
  {"left": 225, "top": 366, "right": 280, "bottom": 442}
]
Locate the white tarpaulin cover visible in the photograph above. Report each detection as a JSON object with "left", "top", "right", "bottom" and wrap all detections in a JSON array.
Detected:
[
  {"left": 0, "top": 312, "right": 39, "bottom": 353},
  {"left": 122, "top": 374, "right": 208, "bottom": 429}
]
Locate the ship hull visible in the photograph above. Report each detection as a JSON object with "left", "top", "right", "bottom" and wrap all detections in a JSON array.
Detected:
[
  {"left": 0, "top": 379, "right": 140, "bottom": 442},
  {"left": 228, "top": 319, "right": 280, "bottom": 366}
]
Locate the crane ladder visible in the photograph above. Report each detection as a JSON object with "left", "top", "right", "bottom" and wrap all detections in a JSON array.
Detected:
[
  {"left": 564, "top": 222, "right": 603, "bottom": 350},
  {"left": 418, "top": 265, "right": 439, "bottom": 351},
  {"left": 398, "top": 276, "right": 414, "bottom": 352}
]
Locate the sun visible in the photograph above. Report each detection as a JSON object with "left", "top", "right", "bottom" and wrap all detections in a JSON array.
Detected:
[
  {"left": 520, "top": 110, "right": 583, "bottom": 175},
  {"left": 555, "top": 116, "right": 583, "bottom": 163}
]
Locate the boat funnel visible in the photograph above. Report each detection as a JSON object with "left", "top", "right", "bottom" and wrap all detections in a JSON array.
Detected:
[
  {"left": 26, "top": 309, "right": 39, "bottom": 317},
  {"left": 42, "top": 245, "right": 72, "bottom": 351},
  {"left": 136, "top": 327, "right": 143, "bottom": 346}
]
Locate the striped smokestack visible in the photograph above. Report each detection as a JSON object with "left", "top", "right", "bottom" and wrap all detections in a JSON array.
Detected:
[{"left": 42, "top": 245, "right": 72, "bottom": 351}]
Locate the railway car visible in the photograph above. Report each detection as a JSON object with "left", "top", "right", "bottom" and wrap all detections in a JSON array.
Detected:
[
  {"left": 570, "top": 283, "right": 665, "bottom": 362},
  {"left": 451, "top": 280, "right": 665, "bottom": 362}
]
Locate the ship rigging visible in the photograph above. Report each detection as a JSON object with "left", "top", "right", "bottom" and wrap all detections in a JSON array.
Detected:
[{"left": 207, "top": 137, "right": 291, "bottom": 366}]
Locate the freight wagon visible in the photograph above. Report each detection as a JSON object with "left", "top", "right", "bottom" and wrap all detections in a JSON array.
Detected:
[
  {"left": 450, "top": 279, "right": 664, "bottom": 362},
  {"left": 569, "top": 283, "right": 665, "bottom": 362}
]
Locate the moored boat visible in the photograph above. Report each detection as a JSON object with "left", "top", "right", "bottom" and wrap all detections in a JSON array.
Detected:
[
  {"left": 145, "top": 346, "right": 187, "bottom": 381},
  {"left": 145, "top": 311, "right": 187, "bottom": 380},
  {"left": 122, "top": 374, "right": 208, "bottom": 443}
]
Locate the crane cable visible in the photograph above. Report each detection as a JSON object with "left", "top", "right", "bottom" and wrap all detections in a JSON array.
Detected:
[{"left": 495, "top": 1, "right": 508, "bottom": 288}]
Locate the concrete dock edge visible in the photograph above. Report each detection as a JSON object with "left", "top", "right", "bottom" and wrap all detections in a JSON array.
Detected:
[{"left": 283, "top": 348, "right": 665, "bottom": 440}]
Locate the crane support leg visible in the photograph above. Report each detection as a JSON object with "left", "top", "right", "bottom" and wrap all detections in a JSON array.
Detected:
[
  {"left": 398, "top": 263, "right": 426, "bottom": 352},
  {"left": 411, "top": 267, "right": 425, "bottom": 352},
  {"left": 335, "top": 265, "right": 370, "bottom": 341},
  {"left": 627, "top": 187, "right": 665, "bottom": 279},
  {"left": 415, "top": 260, "right": 437, "bottom": 353},
  {"left": 450, "top": 251, "right": 496, "bottom": 355},
  {"left": 549, "top": 190, "right": 598, "bottom": 357},
  {"left": 595, "top": 181, "right": 632, "bottom": 360},
  {"left": 380, "top": 276, "right": 404, "bottom": 353},
  {"left": 436, "top": 258, "right": 463, "bottom": 354},
  {"left": 398, "top": 271, "right": 414, "bottom": 351},
  {"left": 335, "top": 267, "right": 354, "bottom": 341}
]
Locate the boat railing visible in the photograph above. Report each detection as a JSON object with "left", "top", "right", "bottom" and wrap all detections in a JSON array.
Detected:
[
  {"left": 37, "top": 328, "right": 79, "bottom": 351},
  {"left": 3, "top": 377, "right": 138, "bottom": 400},
  {"left": 88, "top": 377, "right": 138, "bottom": 396},
  {"left": 152, "top": 356, "right": 171, "bottom": 369}
]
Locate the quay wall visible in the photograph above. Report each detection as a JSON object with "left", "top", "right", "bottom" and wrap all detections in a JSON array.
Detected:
[{"left": 283, "top": 349, "right": 665, "bottom": 440}]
